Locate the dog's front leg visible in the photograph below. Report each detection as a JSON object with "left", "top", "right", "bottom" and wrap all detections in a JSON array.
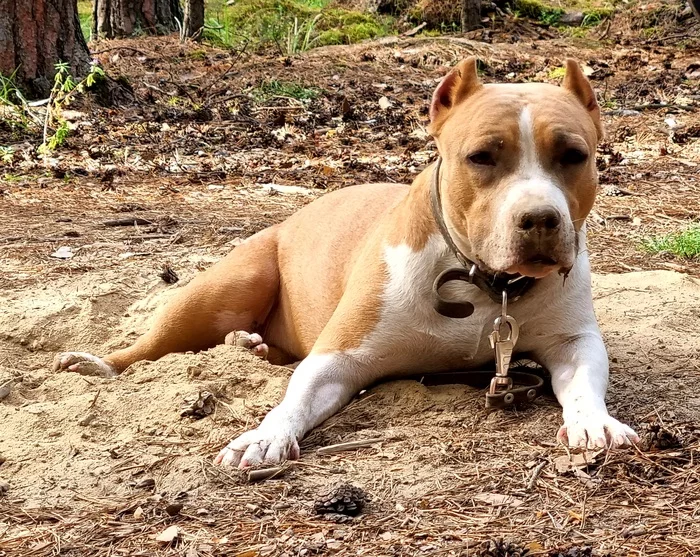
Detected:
[
  {"left": 215, "top": 352, "right": 369, "bottom": 468},
  {"left": 536, "top": 332, "right": 639, "bottom": 449}
]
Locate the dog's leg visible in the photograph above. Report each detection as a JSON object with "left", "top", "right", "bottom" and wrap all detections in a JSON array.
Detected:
[
  {"left": 53, "top": 228, "right": 281, "bottom": 376},
  {"left": 215, "top": 351, "right": 371, "bottom": 467},
  {"left": 535, "top": 332, "right": 639, "bottom": 449},
  {"left": 215, "top": 253, "right": 385, "bottom": 468}
]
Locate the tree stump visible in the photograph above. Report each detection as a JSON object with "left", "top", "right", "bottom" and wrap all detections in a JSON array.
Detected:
[
  {"left": 94, "top": 0, "right": 182, "bottom": 38},
  {"left": 461, "top": 0, "right": 481, "bottom": 31},
  {"left": 183, "top": 0, "right": 205, "bottom": 40}
]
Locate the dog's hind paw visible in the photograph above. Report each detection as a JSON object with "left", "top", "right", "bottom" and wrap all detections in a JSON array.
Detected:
[
  {"left": 224, "top": 330, "right": 269, "bottom": 360},
  {"left": 52, "top": 352, "right": 117, "bottom": 378},
  {"left": 558, "top": 413, "right": 639, "bottom": 449}
]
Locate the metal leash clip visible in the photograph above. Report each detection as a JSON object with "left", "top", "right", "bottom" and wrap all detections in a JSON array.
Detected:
[{"left": 486, "top": 291, "right": 520, "bottom": 408}]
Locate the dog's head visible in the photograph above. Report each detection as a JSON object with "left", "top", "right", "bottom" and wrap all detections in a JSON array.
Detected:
[{"left": 428, "top": 58, "right": 602, "bottom": 279}]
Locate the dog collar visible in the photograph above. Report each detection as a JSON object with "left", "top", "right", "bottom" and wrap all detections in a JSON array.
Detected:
[{"left": 429, "top": 157, "right": 537, "bottom": 318}]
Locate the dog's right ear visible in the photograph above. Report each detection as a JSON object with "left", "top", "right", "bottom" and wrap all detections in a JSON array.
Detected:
[{"left": 428, "top": 57, "right": 482, "bottom": 135}]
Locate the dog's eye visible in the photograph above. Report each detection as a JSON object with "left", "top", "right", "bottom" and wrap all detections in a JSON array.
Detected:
[
  {"left": 468, "top": 151, "right": 496, "bottom": 166},
  {"left": 561, "top": 148, "right": 588, "bottom": 166}
]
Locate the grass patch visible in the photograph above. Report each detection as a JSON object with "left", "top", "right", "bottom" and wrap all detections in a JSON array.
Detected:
[
  {"left": 253, "top": 79, "right": 320, "bottom": 101},
  {"left": 642, "top": 226, "right": 700, "bottom": 259},
  {"left": 77, "top": 0, "right": 92, "bottom": 40}
]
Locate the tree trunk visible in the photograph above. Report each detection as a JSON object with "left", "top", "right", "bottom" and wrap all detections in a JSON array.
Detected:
[
  {"left": 0, "top": 0, "right": 93, "bottom": 98},
  {"left": 461, "top": 0, "right": 481, "bottom": 31},
  {"left": 183, "top": 0, "right": 205, "bottom": 40},
  {"left": 95, "top": 0, "right": 183, "bottom": 38}
]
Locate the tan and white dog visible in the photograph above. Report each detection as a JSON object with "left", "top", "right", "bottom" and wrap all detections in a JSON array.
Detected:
[{"left": 54, "top": 58, "right": 639, "bottom": 468}]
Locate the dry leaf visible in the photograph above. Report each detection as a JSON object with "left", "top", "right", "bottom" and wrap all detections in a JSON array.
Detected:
[
  {"left": 554, "top": 450, "right": 603, "bottom": 473},
  {"left": 133, "top": 506, "right": 144, "bottom": 519},
  {"left": 50, "top": 246, "right": 74, "bottom": 259},
  {"left": 378, "top": 96, "right": 392, "bottom": 110},
  {"left": 156, "top": 525, "right": 179, "bottom": 543}
]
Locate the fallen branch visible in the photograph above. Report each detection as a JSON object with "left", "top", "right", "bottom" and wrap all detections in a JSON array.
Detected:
[
  {"left": 103, "top": 218, "right": 154, "bottom": 227},
  {"left": 247, "top": 466, "right": 286, "bottom": 482}
]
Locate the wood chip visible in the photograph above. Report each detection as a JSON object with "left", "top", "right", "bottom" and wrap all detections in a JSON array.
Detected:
[
  {"left": 155, "top": 525, "right": 179, "bottom": 543},
  {"left": 317, "top": 438, "right": 383, "bottom": 455}
]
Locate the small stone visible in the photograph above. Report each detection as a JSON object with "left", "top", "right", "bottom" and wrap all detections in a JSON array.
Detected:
[
  {"left": 559, "top": 11, "right": 584, "bottom": 25},
  {"left": 0, "top": 481, "right": 9, "bottom": 495},
  {"left": 0, "top": 454, "right": 6, "bottom": 466},
  {"left": 327, "top": 540, "right": 343, "bottom": 551},
  {"left": 78, "top": 412, "right": 97, "bottom": 426},
  {"left": 133, "top": 506, "right": 144, "bottom": 519}
]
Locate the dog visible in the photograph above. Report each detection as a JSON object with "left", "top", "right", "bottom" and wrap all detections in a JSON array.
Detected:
[{"left": 53, "top": 58, "right": 639, "bottom": 468}]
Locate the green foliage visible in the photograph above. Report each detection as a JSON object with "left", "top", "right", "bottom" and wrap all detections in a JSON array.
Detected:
[
  {"left": 203, "top": 0, "right": 393, "bottom": 51},
  {"left": 0, "top": 148, "right": 15, "bottom": 165},
  {"left": 285, "top": 13, "right": 322, "bottom": 54},
  {"left": 642, "top": 227, "right": 700, "bottom": 259},
  {"left": 253, "top": 79, "right": 320, "bottom": 101},
  {"left": 514, "top": 0, "right": 564, "bottom": 24},
  {"left": 548, "top": 67, "right": 567, "bottom": 79},
  {"left": 77, "top": 0, "right": 92, "bottom": 39},
  {"left": 38, "top": 61, "right": 105, "bottom": 152}
]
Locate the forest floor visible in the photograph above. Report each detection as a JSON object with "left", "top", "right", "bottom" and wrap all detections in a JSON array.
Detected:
[{"left": 1, "top": 3, "right": 700, "bottom": 556}]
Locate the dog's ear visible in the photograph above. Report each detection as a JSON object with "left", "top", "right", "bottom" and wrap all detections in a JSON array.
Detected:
[
  {"left": 562, "top": 59, "right": 603, "bottom": 140},
  {"left": 428, "top": 57, "right": 482, "bottom": 135}
]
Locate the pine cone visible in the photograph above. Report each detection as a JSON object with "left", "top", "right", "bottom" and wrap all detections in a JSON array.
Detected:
[
  {"left": 313, "top": 483, "right": 366, "bottom": 516},
  {"left": 640, "top": 423, "right": 682, "bottom": 450},
  {"left": 478, "top": 539, "right": 530, "bottom": 557}
]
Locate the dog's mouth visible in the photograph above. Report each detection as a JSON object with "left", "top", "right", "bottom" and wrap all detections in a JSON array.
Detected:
[{"left": 506, "top": 255, "right": 560, "bottom": 279}]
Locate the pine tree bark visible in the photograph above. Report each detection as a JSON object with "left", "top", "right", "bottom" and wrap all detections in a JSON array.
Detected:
[
  {"left": 0, "top": 0, "right": 93, "bottom": 98},
  {"left": 94, "top": 0, "right": 183, "bottom": 38},
  {"left": 461, "top": 0, "right": 481, "bottom": 31},
  {"left": 183, "top": 0, "right": 205, "bottom": 39},
  {"left": 0, "top": 0, "right": 134, "bottom": 102}
]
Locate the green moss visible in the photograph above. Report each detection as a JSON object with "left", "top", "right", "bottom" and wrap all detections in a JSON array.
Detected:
[
  {"left": 315, "top": 9, "right": 391, "bottom": 45},
  {"left": 316, "top": 29, "right": 345, "bottom": 45},
  {"left": 514, "top": 0, "right": 564, "bottom": 24}
]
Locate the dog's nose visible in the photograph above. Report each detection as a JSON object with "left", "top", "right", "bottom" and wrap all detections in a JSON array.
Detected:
[{"left": 517, "top": 207, "right": 561, "bottom": 233}]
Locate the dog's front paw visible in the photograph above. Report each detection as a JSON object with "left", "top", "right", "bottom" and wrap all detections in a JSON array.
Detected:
[
  {"left": 52, "top": 352, "right": 117, "bottom": 377},
  {"left": 558, "top": 413, "right": 639, "bottom": 449},
  {"left": 214, "top": 423, "right": 300, "bottom": 468}
]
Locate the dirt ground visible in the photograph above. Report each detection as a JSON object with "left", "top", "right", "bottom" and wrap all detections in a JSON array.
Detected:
[{"left": 1, "top": 8, "right": 700, "bottom": 557}]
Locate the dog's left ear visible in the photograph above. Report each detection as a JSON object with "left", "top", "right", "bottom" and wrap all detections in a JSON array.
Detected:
[
  {"left": 428, "top": 57, "right": 482, "bottom": 135},
  {"left": 562, "top": 59, "right": 603, "bottom": 140}
]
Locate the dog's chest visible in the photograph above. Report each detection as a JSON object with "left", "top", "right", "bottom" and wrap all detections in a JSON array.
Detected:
[{"left": 364, "top": 238, "right": 508, "bottom": 371}]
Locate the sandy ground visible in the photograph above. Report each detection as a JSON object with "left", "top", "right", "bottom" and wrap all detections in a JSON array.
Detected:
[{"left": 2, "top": 241, "right": 700, "bottom": 556}]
